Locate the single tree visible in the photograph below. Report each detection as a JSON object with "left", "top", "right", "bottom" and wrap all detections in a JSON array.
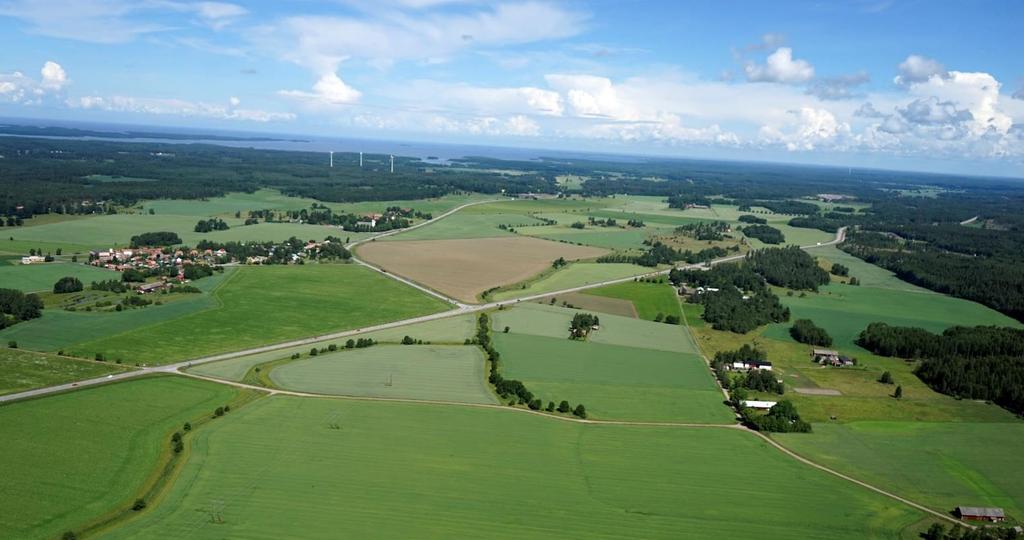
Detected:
[
  {"left": 557, "top": 400, "right": 571, "bottom": 413},
  {"left": 894, "top": 385, "right": 903, "bottom": 399},
  {"left": 132, "top": 499, "right": 147, "bottom": 511},
  {"left": 878, "top": 371, "right": 893, "bottom": 384},
  {"left": 573, "top": 404, "right": 587, "bottom": 419}
]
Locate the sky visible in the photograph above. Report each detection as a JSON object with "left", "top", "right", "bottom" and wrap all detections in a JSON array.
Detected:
[{"left": 0, "top": 0, "right": 1022, "bottom": 177}]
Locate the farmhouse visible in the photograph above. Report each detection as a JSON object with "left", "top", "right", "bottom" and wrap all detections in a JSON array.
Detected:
[
  {"left": 20, "top": 255, "right": 46, "bottom": 264},
  {"left": 811, "top": 348, "right": 840, "bottom": 363},
  {"left": 955, "top": 506, "right": 1005, "bottom": 522},
  {"left": 742, "top": 400, "right": 778, "bottom": 410},
  {"left": 136, "top": 281, "right": 166, "bottom": 294}
]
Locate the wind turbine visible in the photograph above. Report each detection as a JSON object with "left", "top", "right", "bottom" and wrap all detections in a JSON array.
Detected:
[
  {"left": 329, "top": 151, "right": 334, "bottom": 168},
  {"left": 390, "top": 154, "right": 394, "bottom": 173},
  {"left": 359, "top": 151, "right": 363, "bottom": 168}
]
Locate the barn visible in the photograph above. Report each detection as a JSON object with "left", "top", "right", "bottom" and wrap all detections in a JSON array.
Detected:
[{"left": 955, "top": 506, "right": 1005, "bottom": 522}]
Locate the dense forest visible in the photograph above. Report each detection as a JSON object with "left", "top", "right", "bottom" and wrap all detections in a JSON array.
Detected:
[
  {"left": 671, "top": 264, "right": 790, "bottom": 333},
  {"left": 746, "top": 246, "right": 830, "bottom": 291},
  {"left": 857, "top": 323, "right": 1024, "bottom": 415},
  {"left": 740, "top": 224, "right": 784, "bottom": 244}
]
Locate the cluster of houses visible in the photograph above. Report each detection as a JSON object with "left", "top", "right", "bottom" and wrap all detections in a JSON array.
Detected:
[
  {"left": 811, "top": 348, "right": 856, "bottom": 367},
  {"left": 89, "top": 247, "right": 226, "bottom": 273},
  {"left": 244, "top": 239, "right": 338, "bottom": 265},
  {"left": 727, "top": 358, "right": 773, "bottom": 372}
]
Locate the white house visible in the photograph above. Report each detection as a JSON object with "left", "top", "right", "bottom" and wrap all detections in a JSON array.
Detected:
[
  {"left": 742, "top": 400, "right": 778, "bottom": 410},
  {"left": 20, "top": 255, "right": 46, "bottom": 264}
]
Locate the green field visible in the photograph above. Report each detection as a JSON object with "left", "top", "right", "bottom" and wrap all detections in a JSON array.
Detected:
[
  {"left": 270, "top": 345, "right": 496, "bottom": 404},
  {"left": 383, "top": 213, "right": 544, "bottom": 241},
  {"left": 71, "top": 264, "right": 450, "bottom": 364},
  {"left": 490, "top": 263, "right": 653, "bottom": 301},
  {"left": 493, "top": 332, "right": 729, "bottom": 423},
  {"left": 492, "top": 302, "right": 697, "bottom": 354},
  {"left": 0, "top": 376, "right": 239, "bottom": 539},
  {"left": 461, "top": 198, "right": 611, "bottom": 215},
  {"left": 0, "top": 269, "right": 233, "bottom": 352},
  {"left": 0, "top": 348, "right": 128, "bottom": 395},
  {"left": 105, "top": 397, "right": 924, "bottom": 539},
  {"left": 0, "top": 261, "right": 119, "bottom": 292},
  {"left": 525, "top": 227, "right": 652, "bottom": 250},
  {"left": 188, "top": 313, "right": 476, "bottom": 382},
  {"left": 582, "top": 280, "right": 682, "bottom": 322},
  {"left": 777, "top": 421, "right": 1024, "bottom": 520}
]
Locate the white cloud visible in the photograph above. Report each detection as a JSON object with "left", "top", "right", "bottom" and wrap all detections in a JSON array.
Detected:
[
  {"left": 894, "top": 54, "right": 946, "bottom": 86},
  {"left": 806, "top": 71, "right": 870, "bottom": 100},
  {"left": 193, "top": 1, "right": 246, "bottom": 29},
  {"left": 279, "top": 72, "right": 362, "bottom": 106},
  {"left": 68, "top": 95, "right": 295, "bottom": 122},
  {"left": 759, "top": 107, "right": 849, "bottom": 151},
  {"left": 744, "top": 47, "right": 815, "bottom": 84},
  {"left": 0, "top": 60, "right": 67, "bottom": 103}
]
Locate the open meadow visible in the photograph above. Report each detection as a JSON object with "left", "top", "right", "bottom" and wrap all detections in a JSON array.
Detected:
[
  {"left": 0, "top": 348, "right": 128, "bottom": 395},
  {"left": 69, "top": 264, "right": 450, "bottom": 364},
  {"left": 0, "top": 376, "right": 240, "bottom": 540},
  {"left": 492, "top": 332, "right": 729, "bottom": 423},
  {"left": 0, "top": 260, "right": 119, "bottom": 293},
  {"left": 489, "top": 262, "right": 654, "bottom": 301},
  {"left": 581, "top": 280, "right": 682, "bottom": 322},
  {"left": 103, "top": 396, "right": 925, "bottom": 539},
  {"left": 269, "top": 345, "right": 496, "bottom": 404},
  {"left": 777, "top": 421, "right": 1024, "bottom": 520},
  {"left": 356, "top": 236, "right": 607, "bottom": 303}
]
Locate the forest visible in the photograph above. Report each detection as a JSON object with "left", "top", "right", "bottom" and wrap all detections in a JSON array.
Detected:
[
  {"left": 857, "top": 323, "right": 1024, "bottom": 415},
  {"left": 740, "top": 224, "right": 785, "bottom": 244},
  {"left": 671, "top": 264, "right": 790, "bottom": 333},
  {"left": 745, "top": 246, "right": 830, "bottom": 291}
]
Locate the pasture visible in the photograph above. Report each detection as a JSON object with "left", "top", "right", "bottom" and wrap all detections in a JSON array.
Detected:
[
  {"left": 0, "top": 376, "right": 239, "bottom": 540},
  {"left": 189, "top": 313, "right": 476, "bottom": 382},
  {"left": 356, "top": 236, "right": 607, "bottom": 303},
  {"left": 524, "top": 227, "right": 652, "bottom": 250},
  {"left": 777, "top": 421, "right": 1024, "bottom": 520},
  {"left": 71, "top": 264, "right": 450, "bottom": 364},
  {"left": 492, "top": 333, "right": 728, "bottom": 422},
  {"left": 269, "top": 345, "right": 496, "bottom": 404},
  {"left": 581, "top": 280, "right": 682, "bottom": 322},
  {"left": 492, "top": 302, "right": 697, "bottom": 354},
  {"left": 0, "top": 261, "right": 119, "bottom": 292},
  {"left": 104, "top": 397, "right": 924, "bottom": 539},
  {"left": 489, "top": 262, "right": 654, "bottom": 301},
  {"left": 0, "top": 349, "right": 127, "bottom": 395}
]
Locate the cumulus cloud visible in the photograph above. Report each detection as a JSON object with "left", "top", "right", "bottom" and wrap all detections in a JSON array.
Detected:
[
  {"left": 894, "top": 54, "right": 947, "bottom": 86},
  {"left": 744, "top": 47, "right": 815, "bottom": 84},
  {"left": 759, "top": 107, "right": 849, "bottom": 151},
  {"left": 68, "top": 94, "right": 295, "bottom": 122},
  {"left": 806, "top": 71, "right": 870, "bottom": 100},
  {"left": 0, "top": 60, "right": 68, "bottom": 103},
  {"left": 279, "top": 72, "right": 363, "bottom": 106}
]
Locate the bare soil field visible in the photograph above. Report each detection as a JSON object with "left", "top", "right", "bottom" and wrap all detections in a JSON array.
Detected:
[
  {"left": 356, "top": 236, "right": 607, "bottom": 303},
  {"left": 540, "top": 292, "right": 639, "bottom": 318}
]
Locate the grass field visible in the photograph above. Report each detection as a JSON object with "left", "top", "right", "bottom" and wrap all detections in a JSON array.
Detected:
[
  {"left": 357, "top": 236, "right": 607, "bottom": 303},
  {"left": 0, "top": 376, "right": 239, "bottom": 540},
  {"left": 492, "top": 302, "right": 697, "bottom": 354},
  {"left": 70, "top": 264, "right": 450, "bottom": 364},
  {"left": 188, "top": 313, "right": 477, "bottom": 382},
  {"left": 269, "top": 345, "right": 496, "bottom": 404},
  {"left": 0, "top": 348, "right": 128, "bottom": 395},
  {"left": 542, "top": 291, "right": 638, "bottom": 317},
  {"left": 582, "top": 280, "right": 682, "bottom": 322},
  {"left": 493, "top": 332, "right": 728, "bottom": 423},
  {"left": 490, "top": 262, "right": 654, "bottom": 301},
  {"left": 381, "top": 213, "right": 545, "bottom": 241},
  {"left": 525, "top": 227, "right": 652, "bottom": 250},
  {"left": 0, "top": 261, "right": 119, "bottom": 292},
  {"left": 776, "top": 421, "right": 1024, "bottom": 520},
  {"left": 460, "top": 198, "right": 612, "bottom": 215},
  {"left": 105, "top": 397, "right": 924, "bottom": 539}
]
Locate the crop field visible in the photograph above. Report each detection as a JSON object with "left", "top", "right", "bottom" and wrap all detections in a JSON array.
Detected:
[
  {"left": 70, "top": 264, "right": 450, "bottom": 364},
  {"left": 0, "top": 376, "right": 239, "bottom": 540},
  {"left": 777, "top": 421, "right": 1024, "bottom": 520},
  {"left": 104, "top": 397, "right": 923, "bottom": 539},
  {"left": 356, "top": 236, "right": 607, "bottom": 303},
  {"left": 0, "top": 261, "right": 119, "bottom": 292},
  {"left": 582, "top": 280, "right": 682, "bottom": 322},
  {"left": 0, "top": 269, "right": 235, "bottom": 352},
  {"left": 492, "top": 302, "right": 697, "bottom": 354},
  {"left": 269, "top": 345, "right": 496, "bottom": 404},
  {"left": 492, "top": 332, "right": 728, "bottom": 422},
  {"left": 381, "top": 213, "right": 545, "bottom": 241},
  {"left": 0, "top": 238, "right": 96, "bottom": 258},
  {"left": 490, "top": 262, "right": 654, "bottom": 301},
  {"left": 524, "top": 227, "right": 652, "bottom": 250},
  {"left": 0, "top": 348, "right": 127, "bottom": 395},
  {"left": 761, "top": 280, "right": 1020, "bottom": 351},
  {"left": 460, "top": 198, "right": 611, "bottom": 215},
  {"left": 813, "top": 246, "right": 930, "bottom": 292},
  {"left": 188, "top": 313, "right": 477, "bottom": 382},
  {"left": 541, "top": 291, "right": 638, "bottom": 317}
]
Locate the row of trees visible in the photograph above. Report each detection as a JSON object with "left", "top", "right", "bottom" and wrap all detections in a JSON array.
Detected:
[
  {"left": 857, "top": 323, "right": 1024, "bottom": 415},
  {"left": 130, "top": 231, "right": 182, "bottom": 247}
]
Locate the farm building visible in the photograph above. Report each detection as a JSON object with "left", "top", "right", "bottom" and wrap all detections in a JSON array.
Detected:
[
  {"left": 730, "top": 360, "right": 773, "bottom": 372},
  {"left": 955, "top": 506, "right": 1005, "bottom": 522},
  {"left": 811, "top": 348, "right": 840, "bottom": 363},
  {"left": 742, "top": 400, "right": 777, "bottom": 410},
  {"left": 136, "top": 282, "right": 166, "bottom": 294},
  {"left": 20, "top": 255, "right": 46, "bottom": 264}
]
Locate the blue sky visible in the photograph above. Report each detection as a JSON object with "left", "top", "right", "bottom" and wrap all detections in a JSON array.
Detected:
[{"left": 0, "top": 0, "right": 1022, "bottom": 176}]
